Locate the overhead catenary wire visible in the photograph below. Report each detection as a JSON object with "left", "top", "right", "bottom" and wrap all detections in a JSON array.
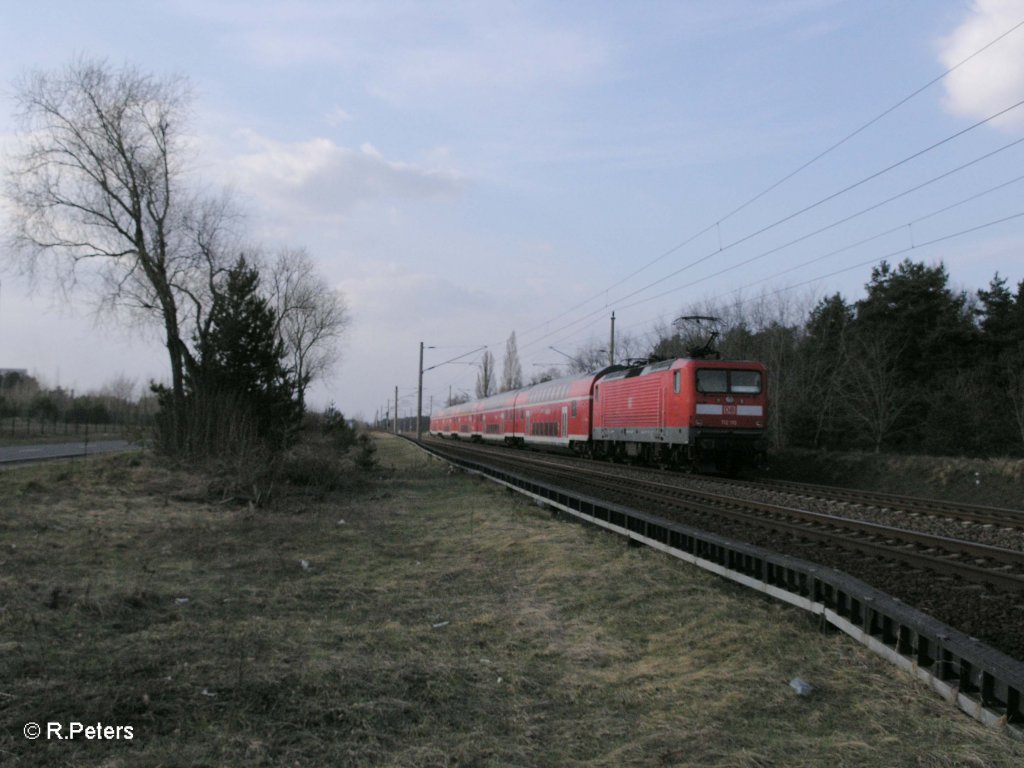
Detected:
[
  {"left": 419, "top": 17, "right": 1024, "bottom": 397},
  {"left": 442, "top": 153, "right": 1024, "bottom": 392},
  {"left": 511, "top": 95, "right": 1024, "bottom": 358},
  {"left": 763, "top": 209, "right": 1024, "bottom": 297},
  {"left": 509, "top": 16, "right": 1024, "bottom": 348},
  {"left": 570, "top": 199, "right": 1024, "bottom": 356},
  {"left": 539, "top": 165, "right": 1024, "bottom": 356},
  {"left": 616, "top": 160, "right": 1024, "bottom": 313},
  {"left": 434, "top": 172, "right": 1024, "bottom": 394}
]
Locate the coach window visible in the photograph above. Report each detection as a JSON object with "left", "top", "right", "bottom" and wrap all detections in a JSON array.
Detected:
[
  {"left": 673, "top": 370, "right": 680, "bottom": 394},
  {"left": 571, "top": 400, "right": 577, "bottom": 417}
]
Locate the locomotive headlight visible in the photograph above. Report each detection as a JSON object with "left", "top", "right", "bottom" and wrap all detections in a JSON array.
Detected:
[
  {"left": 756, "top": 421, "right": 763, "bottom": 427},
  {"left": 694, "top": 419, "right": 703, "bottom": 427}
]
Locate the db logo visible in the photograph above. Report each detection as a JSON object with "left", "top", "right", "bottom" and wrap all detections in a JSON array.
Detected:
[{"left": 723, "top": 405, "right": 737, "bottom": 416}]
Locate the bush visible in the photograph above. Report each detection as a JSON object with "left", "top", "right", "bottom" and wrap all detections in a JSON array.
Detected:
[
  {"left": 353, "top": 433, "right": 378, "bottom": 471},
  {"left": 321, "top": 404, "right": 357, "bottom": 452},
  {"left": 276, "top": 447, "right": 350, "bottom": 494}
]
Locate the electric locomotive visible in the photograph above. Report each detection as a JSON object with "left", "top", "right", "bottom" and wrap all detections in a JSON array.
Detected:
[{"left": 429, "top": 355, "right": 767, "bottom": 472}]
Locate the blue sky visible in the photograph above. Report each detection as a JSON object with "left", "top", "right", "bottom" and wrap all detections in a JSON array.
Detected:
[{"left": 2, "top": 1, "right": 1023, "bottom": 420}]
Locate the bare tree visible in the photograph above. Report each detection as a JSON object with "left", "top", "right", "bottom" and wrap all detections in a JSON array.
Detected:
[
  {"left": 568, "top": 343, "right": 605, "bottom": 374},
  {"left": 475, "top": 350, "right": 496, "bottom": 399},
  {"left": 842, "top": 334, "right": 910, "bottom": 453},
  {"left": 567, "top": 331, "right": 647, "bottom": 374},
  {"left": 447, "top": 391, "right": 471, "bottom": 406},
  {"left": 613, "top": 330, "right": 646, "bottom": 364},
  {"left": 99, "top": 372, "right": 137, "bottom": 403},
  {"left": 1005, "top": 349, "right": 1024, "bottom": 448},
  {"left": 266, "top": 248, "right": 350, "bottom": 409},
  {"left": 500, "top": 331, "right": 523, "bottom": 392},
  {"left": 3, "top": 59, "right": 233, "bottom": 449},
  {"left": 528, "top": 366, "right": 563, "bottom": 385}
]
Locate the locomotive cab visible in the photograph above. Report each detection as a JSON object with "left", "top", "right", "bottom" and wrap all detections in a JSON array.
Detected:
[
  {"left": 591, "top": 357, "right": 767, "bottom": 472},
  {"left": 689, "top": 362, "right": 767, "bottom": 471}
]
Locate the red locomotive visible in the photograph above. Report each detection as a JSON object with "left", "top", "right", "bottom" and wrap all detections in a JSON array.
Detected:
[{"left": 429, "top": 356, "right": 767, "bottom": 471}]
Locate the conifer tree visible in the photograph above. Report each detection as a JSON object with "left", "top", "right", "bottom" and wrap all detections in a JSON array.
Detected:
[{"left": 191, "top": 256, "right": 301, "bottom": 450}]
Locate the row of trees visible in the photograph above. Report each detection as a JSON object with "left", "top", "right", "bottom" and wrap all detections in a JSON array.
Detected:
[
  {"left": 474, "top": 331, "right": 524, "bottom": 399},
  {"left": 478, "top": 260, "right": 1022, "bottom": 457},
  {"left": 0, "top": 370, "right": 155, "bottom": 433},
  {"left": 780, "top": 262, "right": 1024, "bottom": 456},
  {"left": 2, "top": 59, "right": 349, "bottom": 459},
  {"left": 616, "top": 260, "right": 1022, "bottom": 456}
]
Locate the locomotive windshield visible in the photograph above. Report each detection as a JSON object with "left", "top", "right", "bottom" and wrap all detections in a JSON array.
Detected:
[
  {"left": 730, "top": 370, "right": 762, "bottom": 394},
  {"left": 696, "top": 369, "right": 762, "bottom": 395},
  {"left": 696, "top": 369, "right": 728, "bottom": 393}
]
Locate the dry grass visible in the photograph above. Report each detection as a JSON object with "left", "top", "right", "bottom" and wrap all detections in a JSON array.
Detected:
[
  {"left": 1, "top": 435, "right": 1022, "bottom": 766},
  {"left": 767, "top": 448, "right": 1024, "bottom": 509}
]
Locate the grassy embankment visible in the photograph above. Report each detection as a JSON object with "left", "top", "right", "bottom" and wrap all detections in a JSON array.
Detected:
[
  {"left": 1, "top": 434, "right": 1023, "bottom": 767},
  {"left": 766, "top": 448, "right": 1024, "bottom": 509}
]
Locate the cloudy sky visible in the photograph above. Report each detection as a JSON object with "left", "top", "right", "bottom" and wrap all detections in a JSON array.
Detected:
[{"left": 2, "top": 0, "right": 1023, "bottom": 421}]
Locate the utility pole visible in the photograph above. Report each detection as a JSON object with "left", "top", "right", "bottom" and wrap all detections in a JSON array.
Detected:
[
  {"left": 609, "top": 311, "right": 616, "bottom": 366},
  {"left": 394, "top": 386, "right": 399, "bottom": 434},
  {"left": 417, "top": 341, "right": 424, "bottom": 440}
]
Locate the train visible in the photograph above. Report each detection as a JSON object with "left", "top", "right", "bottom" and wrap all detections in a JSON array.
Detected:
[{"left": 429, "top": 355, "right": 768, "bottom": 472}]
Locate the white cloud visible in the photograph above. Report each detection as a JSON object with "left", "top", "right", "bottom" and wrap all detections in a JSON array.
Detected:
[
  {"left": 939, "top": 0, "right": 1024, "bottom": 131},
  {"left": 326, "top": 107, "right": 354, "bottom": 126},
  {"left": 228, "top": 131, "right": 465, "bottom": 220}
]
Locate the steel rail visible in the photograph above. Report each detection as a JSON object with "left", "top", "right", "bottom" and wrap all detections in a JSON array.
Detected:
[
  {"left": 427, "top": 439, "right": 1024, "bottom": 589},
  {"left": 529, "top": 463, "right": 1024, "bottom": 592},
  {"left": 725, "top": 476, "right": 1024, "bottom": 529},
  {"left": 422, "top": 436, "right": 1024, "bottom": 529}
]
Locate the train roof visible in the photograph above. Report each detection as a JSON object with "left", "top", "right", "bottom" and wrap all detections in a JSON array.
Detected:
[{"left": 431, "top": 357, "right": 766, "bottom": 419}]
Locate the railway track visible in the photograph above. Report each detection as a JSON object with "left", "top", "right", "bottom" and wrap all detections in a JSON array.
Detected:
[
  {"left": 721, "top": 476, "right": 1024, "bottom": 530},
  {"left": 497, "top": 453, "right": 1024, "bottom": 592},
  {"left": 419, "top": 437, "right": 1024, "bottom": 655},
  {"left": 422, "top": 438, "right": 1024, "bottom": 588},
  {"left": 409, "top": 435, "right": 1024, "bottom": 732}
]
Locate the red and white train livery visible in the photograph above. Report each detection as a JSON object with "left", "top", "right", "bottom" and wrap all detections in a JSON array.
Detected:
[{"left": 429, "top": 356, "right": 767, "bottom": 470}]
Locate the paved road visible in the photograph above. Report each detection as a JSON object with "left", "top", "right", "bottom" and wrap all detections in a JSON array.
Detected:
[{"left": 0, "top": 440, "right": 132, "bottom": 464}]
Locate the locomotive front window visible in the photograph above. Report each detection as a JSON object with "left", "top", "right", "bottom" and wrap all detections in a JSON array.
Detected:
[
  {"left": 696, "top": 369, "right": 762, "bottom": 394},
  {"left": 731, "top": 370, "right": 762, "bottom": 394},
  {"left": 696, "top": 369, "right": 728, "bottom": 393}
]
